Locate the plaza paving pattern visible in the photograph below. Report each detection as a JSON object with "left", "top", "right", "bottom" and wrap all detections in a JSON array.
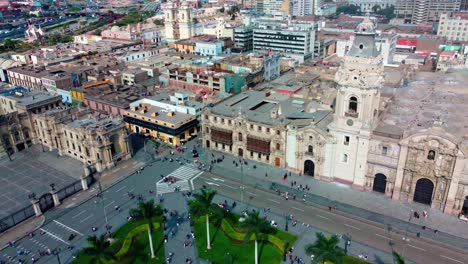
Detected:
[{"left": 0, "top": 145, "right": 83, "bottom": 218}]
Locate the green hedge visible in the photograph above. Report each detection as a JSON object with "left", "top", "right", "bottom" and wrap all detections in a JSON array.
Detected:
[
  {"left": 115, "top": 222, "right": 160, "bottom": 258},
  {"left": 197, "top": 217, "right": 297, "bottom": 252}
]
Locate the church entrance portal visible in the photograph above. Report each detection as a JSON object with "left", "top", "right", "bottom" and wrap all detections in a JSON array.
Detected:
[
  {"left": 462, "top": 196, "right": 468, "bottom": 215},
  {"left": 373, "top": 173, "right": 387, "bottom": 193},
  {"left": 304, "top": 160, "right": 315, "bottom": 177},
  {"left": 413, "top": 178, "right": 434, "bottom": 205}
]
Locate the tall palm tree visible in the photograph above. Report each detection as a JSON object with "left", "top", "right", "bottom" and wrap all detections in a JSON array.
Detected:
[
  {"left": 129, "top": 200, "right": 163, "bottom": 258},
  {"left": 82, "top": 234, "right": 115, "bottom": 264},
  {"left": 188, "top": 188, "right": 217, "bottom": 249},
  {"left": 304, "top": 232, "right": 345, "bottom": 264},
  {"left": 392, "top": 251, "right": 406, "bottom": 264},
  {"left": 240, "top": 211, "right": 275, "bottom": 264}
]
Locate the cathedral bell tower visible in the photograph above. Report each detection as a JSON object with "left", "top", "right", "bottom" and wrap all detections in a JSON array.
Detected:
[
  {"left": 179, "top": 1, "right": 193, "bottom": 40},
  {"left": 327, "top": 15, "right": 384, "bottom": 189},
  {"left": 163, "top": 1, "right": 177, "bottom": 42}
]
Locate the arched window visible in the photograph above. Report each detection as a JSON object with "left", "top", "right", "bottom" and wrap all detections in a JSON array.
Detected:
[
  {"left": 238, "top": 132, "right": 243, "bottom": 142},
  {"left": 13, "top": 130, "right": 20, "bottom": 142},
  {"left": 427, "top": 150, "right": 435, "bottom": 160},
  {"left": 308, "top": 145, "right": 313, "bottom": 154},
  {"left": 348, "top": 97, "right": 358, "bottom": 113}
]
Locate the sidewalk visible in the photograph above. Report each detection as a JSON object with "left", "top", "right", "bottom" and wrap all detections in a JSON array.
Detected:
[
  {"left": 0, "top": 215, "right": 45, "bottom": 251},
  {"left": 162, "top": 192, "right": 198, "bottom": 264},
  {"left": 201, "top": 148, "right": 468, "bottom": 251}
]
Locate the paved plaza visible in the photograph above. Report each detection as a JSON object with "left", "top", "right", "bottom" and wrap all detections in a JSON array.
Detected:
[{"left": 0, "top": 145, "right": 84, "bottom": 218}]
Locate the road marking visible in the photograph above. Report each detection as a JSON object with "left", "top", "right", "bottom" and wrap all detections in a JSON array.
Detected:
[
  {"left": 345, "top": 224, "right": 361, "bottom": 230},
  {"left": 122, "top": 165, "right": 128, "bottom": 169},
  {"left": 72, "top": 210, "right": 86, "bottom": 219},
  {"left": 407, "top": 244, "right": 426, "bottom": 251},
  {"left": 375, "top": 233, "right": 392, "bottom": 240},
  {"left": 440, "top": 255, "right": 464, "bottom": 264},
  {"left": 246, "top": 191, "right": 257, "bottom": 196},
  {"left": 115, "top": 186, "right": 126, "bottom": 192},
  {"left": 190, "top": 171, "right": 203, "bottom": 189},
  {"left": 267, "top": 198, "right": 281, "bottom": 204},
  {"left": 65, "top": 203, "right": 76, "bottom": 208},
  {"left": 80, "top": 214, "right": 94, "bottom": 223},
  {"left": 212, "top": 177, "right": 225, "bottom": 182},
  {"left": 53, "top": 220, "right": 84, "bottom": 236},
  {"left": 105, "top": 201, "right": 115, "bottom": 208},
  {"left": 292, "top": 206, "right": 304, "bottom": 212},
  {"left": 129, "top": 188, "right": 135, "bottom": 193},
  {"left": 206, "top": 181, "right": 220, "bottom": 186},
  {"left": 39, "top": 228, "right": 70, "bottom": 245},
  {"left": 215, "top": 182, "right": 236, "bottom": 189},
  {"left": 316, "top": 215, "right": 330, "bottom": 220}
]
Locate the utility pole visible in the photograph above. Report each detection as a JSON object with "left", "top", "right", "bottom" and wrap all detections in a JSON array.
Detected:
[
  {"left": 240, "top": 160, "right": 245, "bottom": 204},
  {"left": 52, "top": 248, "right": 61, "bottom": 264}
]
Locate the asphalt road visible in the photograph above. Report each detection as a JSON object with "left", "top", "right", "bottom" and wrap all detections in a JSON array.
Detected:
[
  {"left": 193, "top": 172, "right": 468, "bottom": 264},
  {"left": 1, "top": 145, "right": 467, "bottom": 264}
]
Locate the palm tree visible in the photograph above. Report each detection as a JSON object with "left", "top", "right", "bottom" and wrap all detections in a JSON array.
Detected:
[
  {"left": 392, "top": 251, "right": 406, "bottom": 264},
  {"left": 240, "top": 211, "right": 275, "bottom": 264},
  {"left": 304, "top": 232, "right": 345, "bottom": 264},
  {"left": 82, "top": 234, "right": 115, "bottom": 264},
  {"left": 188, "top": 188, "right": 217, "bottom": 249},
  {"left": 129, "top": 200, "right": 163, "bottom": 258}
]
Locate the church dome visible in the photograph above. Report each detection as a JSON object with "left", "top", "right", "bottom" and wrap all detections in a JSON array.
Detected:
[
  {"left": 355, "top": 14, "right": 375, "bottom": 35},
  {"left": 110, "top": 26, "right": 120, "bottom": 32}
]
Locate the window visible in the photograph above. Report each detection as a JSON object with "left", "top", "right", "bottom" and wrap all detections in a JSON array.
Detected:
[
  {"left": 382, "top": 146, "right": 388, "bottom": 155},
  {"left": 276, "top": 130, "right": 280, "bottom": 135},
  {"left": 250, "top": 124, "right": 254, "bottom": 129},
  {"left": 78, "top": 146, "right": 82, "bottom": 152},
  {"left": 258, "top": 153, "right": 261, "bottom": 159},
  {"left": 348, "top": 97, "right": 358, "bottom": 113},
  {"left": 221, "top": 118, "right": 225, "bottom": 123},
  {"left": 344, "top": 136, "right": 350, "bottom": 146},
  {"left": 267, "top": 127, "right": 270, "bottom": 133},
  {"left": 250, "top": 151, "right": 254, "bottom": 157},
  {"left": 276, "top": 143, "right": 280, "bottom": 150},
  {"left": 342, "top": 154, "right": 348, "bottom": 163},
  {"left": 72, "top": 143, "right": 75, "bottom": 150},
  {"left": 427, "top": 150, "right": 435, "bottom": 160},
  {"left": 238, "top": 132, "right": 243, "bottom": 141},
  {"left": 308, "top": 145, "right": 313, "bottom": 154},
  {"left": 66, "top": 141, "right": 69, "bottom": 147}
]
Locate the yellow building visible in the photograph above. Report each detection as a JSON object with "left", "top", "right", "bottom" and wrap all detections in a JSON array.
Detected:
[{"left": 123, "top": 102, "right": 198, "bottom": 146}]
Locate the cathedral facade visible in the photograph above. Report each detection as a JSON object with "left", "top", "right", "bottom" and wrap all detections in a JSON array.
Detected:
[
  {"left": 162, "top": 1, "right": 195, "bottom": 42},
  {"left": 202, "top": 16, "right": 468, "bottom": 216}
]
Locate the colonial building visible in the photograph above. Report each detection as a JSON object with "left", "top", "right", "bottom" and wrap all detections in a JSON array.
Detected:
[
  {"left": 202, "top": 15, "right": 468, "bottom": 216},
  {"left": 162, "top": 0, "right": 196, "bottom": 42},
  {"left": 33, "top": 107, "right": 132, "bottom": 172}
]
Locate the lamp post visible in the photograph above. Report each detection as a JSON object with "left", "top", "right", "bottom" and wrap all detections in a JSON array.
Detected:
[
  {"left": 1, "top": 138, "right": 12, "bottom": 161},
  {"left": 98, "top": 172, "right": 111, "bottom": 237},
  {"left": 240, "top": 160, "right": 245, "bottom": 204},
  {"left": 342, "top": 233, "right": 351, "bottom": 255},
  {"left": 52, "top": 248, "right": 61, "bottom": 264},
  {"left": 284, "top": 213, "right": 289, "bottom": 231}
]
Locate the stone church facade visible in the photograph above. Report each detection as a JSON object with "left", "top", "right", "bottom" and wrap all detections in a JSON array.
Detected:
[{"left": 202, "top": 16, "right": 468, "bottom": 216}]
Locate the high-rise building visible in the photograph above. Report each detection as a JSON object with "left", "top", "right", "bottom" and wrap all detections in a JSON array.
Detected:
[
  {"left": 234, "top": 27, "right": 254, "bottom": 52},
  {"left": 395, "top": 0, "right": 461, "bottom": 24},
  {"left": 437, "top": 12, "right": 468, "bottom": 41},
  {"left": 253, "top": 18, "right": 316, "bottom": 62}
]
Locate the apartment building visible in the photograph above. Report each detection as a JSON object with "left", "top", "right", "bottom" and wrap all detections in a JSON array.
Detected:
[
  {"left": 233, "top": 27, "right": 254, "bottom": 53},
  {"left": 395, "top": 0, "right": 461, "bottom": 24},
  {"left": 437, "top": 12, "right": 468, "bottom": 41},
  {"left": 349, "top": 0, "right": 396, "bottom": 12}
]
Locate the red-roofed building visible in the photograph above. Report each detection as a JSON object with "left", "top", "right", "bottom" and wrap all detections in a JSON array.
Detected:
[{"left": 396, "top": 38, "right": 417, "bottom": 52}]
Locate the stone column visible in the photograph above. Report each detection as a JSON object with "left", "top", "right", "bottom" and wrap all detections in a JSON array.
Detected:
[
  {"left": 51, "top": 191, "right": 61, "bottom": 207},
  {"left": 81, "top": 176, "right": 89, "bottom": 191},
  {"left": 444, "top": 156, "right": 464, "bottom": 214},
  {"left": 392, "top": 145, "right": 408, "bottom": 200},
  {"left": 31, "top": 199, "right": 42, "bottom": 216}
]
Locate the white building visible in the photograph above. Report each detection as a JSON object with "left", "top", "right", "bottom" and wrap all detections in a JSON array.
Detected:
[
  {"left": 253, "top": 18, "right": 316, "bottom": 62},
  {"left": 349, "top": 0, "right": 396, "bottom": 12},
  {"left": 130, "top": 92, "right": 204, "bottom": 119},
  {"left": 116, "top": 47, "right": 170, "bottom": 63},
  {"left": 437, "top": 13, "right": 468, "bottom": 42}
]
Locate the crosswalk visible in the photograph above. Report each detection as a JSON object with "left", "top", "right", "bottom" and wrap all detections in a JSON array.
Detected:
[{"left": 156, "top": 166, "right": 201, "bottom": 195}]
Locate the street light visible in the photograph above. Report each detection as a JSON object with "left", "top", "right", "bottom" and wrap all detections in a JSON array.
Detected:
[
  {"left": 342, "top": 233, "right": 351, "bottom": 255},
  {"left": 240, "top": 160, "right": 245, "bottom": 204},
  {"left": 284, "top": 213, "right": 289, "bottom": 231},
  {"left": 98, "top": 172, "right": 111, "bottom": 238},
  {"left": 52, "top": 248, "right": 61, "bottom": 264}
]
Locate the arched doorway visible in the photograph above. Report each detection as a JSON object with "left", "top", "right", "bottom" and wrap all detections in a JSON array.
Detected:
[
  {"left": 304, "top": 160, "right": 315, "bottom": 177},
  {"left": 373, "top": 173, "right": 387, "bottom": 193},
  {"left": 413, "top": 178, "right": 434, "bottom": 205}
]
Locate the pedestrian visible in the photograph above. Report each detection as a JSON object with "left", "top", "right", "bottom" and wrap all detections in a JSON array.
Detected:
[
  {"left": 291, "top": 182, "right": 294, "bottom": 187},
  {"left": 164, "top": 234, "right": 168, "bottom": 243},
  {"left": 434, "top": 229, "right": 438, "bottom": 234},
  {"left": 265, "top": 173, "right": 268, "bottom": 177},
  {"left": 329, "top": 206, "right": 332, "bottom": 211}
]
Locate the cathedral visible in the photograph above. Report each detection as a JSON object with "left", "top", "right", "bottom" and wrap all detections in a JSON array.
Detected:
[
  {"left": 202, "top": 15, "right": 468, "bottom": 216},
  {"left": 162, "top": 0, "right": 196, "bottom": 42}
]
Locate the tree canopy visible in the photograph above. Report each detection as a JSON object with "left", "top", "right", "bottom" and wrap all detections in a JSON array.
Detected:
[
  {"left": 305, "top": 232, "right": 345, "bottom": 264},
  {"left": 336, "top": 4, "right": 361, "bottom": 15}
]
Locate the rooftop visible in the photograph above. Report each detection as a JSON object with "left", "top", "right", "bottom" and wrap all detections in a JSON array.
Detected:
[
  {"left": 210, "top": 90, "right": 333, "bottom": 130},
  {"left": 378, "top": 71, "right": 468, "bottom": 141},
  {"left": 4, "top": 91, "right": 61, "bottom": 106},
  {"left": 127, "top": 102, "right": 196, "bottom": 124}
]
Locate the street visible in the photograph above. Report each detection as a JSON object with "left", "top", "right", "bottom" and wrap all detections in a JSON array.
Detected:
[{"left": 1, "top": 142, "right": 467, "bottom": 264}]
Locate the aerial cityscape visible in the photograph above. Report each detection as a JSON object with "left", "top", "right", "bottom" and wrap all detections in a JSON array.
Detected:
[{"left": 0, "top": 0, "right": 468, "bottom": 263}]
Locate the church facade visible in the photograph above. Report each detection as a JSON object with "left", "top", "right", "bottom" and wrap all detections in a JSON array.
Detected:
[{"left": 202, "top": 16, "right": 468, "bottom": 216}]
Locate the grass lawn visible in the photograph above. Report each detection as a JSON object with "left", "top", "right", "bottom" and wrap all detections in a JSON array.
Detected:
[
  {"left": 72, "top": 217, "right": 164, "bottom": 264},
  {"left": 194, "top": 215, "right": 297, "bottom": 264}
]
